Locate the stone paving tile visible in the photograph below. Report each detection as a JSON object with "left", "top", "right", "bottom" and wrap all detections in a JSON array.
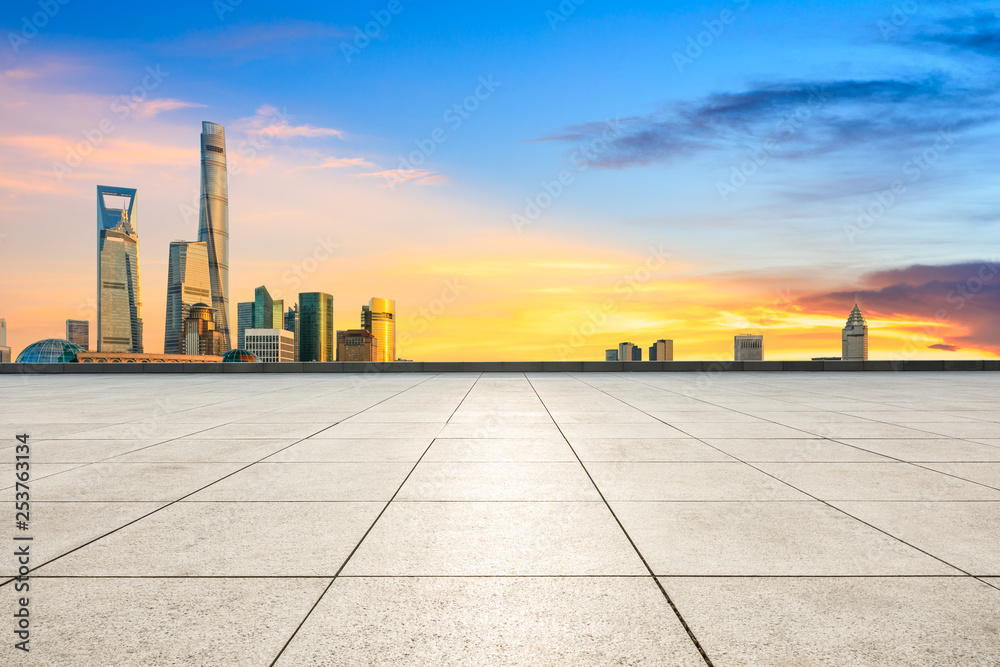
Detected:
[
  {"left": 612, "top": 501, "right": 957, "bottom": 576},
  {"left": 702, "top": 438, "right": 888, "bottom": 462},
  {"left": 0, "top": 578, "right": 329, "bottom": 666},
  {"left": 26, "top": 462, "right": 246, "bottom": 501},
  {"left": 341, "top": 501, "right": 647, "bottom": 576},
  {"left": 0, "top": 501, "right": 167, "bottom": 574},
  {"left": 41, "top": 501, "right": 383, "bottom": 576},
  {"left": 275, "top": 577, "right": 706, "bottom": 666},
  {"left": 831, "top": 438, "right": 1000, "bottom": 462},
  {"left": 757, "top": 462, "right": 1000, "bottom": 501},
  {"left": 831, "top": 501, "right": 1000, "bottom": 575},
  {"left": 919, "top": 462, "right": 1000, "bottom": 489},
  {"left": 660, "top": 577, "right": 1000, "bottom": 667},
  {"left": 587, "top": 462, "right": 809, "bottom": 501},
  {"left": 569, "top": 438, "right": 734, "bottom": 462},
  {"left": 397, "top": 461, "right": 601, "bottom": 501},
  {"left": 187, "top": 462, "right": 414, "bottom": 501}
]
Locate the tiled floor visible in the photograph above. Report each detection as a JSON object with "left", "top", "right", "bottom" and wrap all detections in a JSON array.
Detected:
[{"left": 2, "top": 372, "right": 1000, "bottom": 666}]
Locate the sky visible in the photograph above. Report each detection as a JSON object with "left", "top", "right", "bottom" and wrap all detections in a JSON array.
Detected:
[{"left": 1, "top": 0, "right": 999, "bottom": 361}]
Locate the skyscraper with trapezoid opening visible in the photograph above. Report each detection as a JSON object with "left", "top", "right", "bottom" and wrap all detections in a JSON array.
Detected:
[
  {"left": 97, "top": 186, "right": 143, "bottom": 353},
  {"left": 198, "top": 121, "right": 231, "bottom": 350}
]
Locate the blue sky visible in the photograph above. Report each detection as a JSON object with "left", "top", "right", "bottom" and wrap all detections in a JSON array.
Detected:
[{"left": 1, "top": 0, "right": 999, "bottom": 359}]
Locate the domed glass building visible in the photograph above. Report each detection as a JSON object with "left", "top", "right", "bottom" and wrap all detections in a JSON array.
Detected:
[
  {"left": 16, "top": 339, "right": 84, "bottom": 363},
  {"left": 222, "top": 349, "right": 259, "bottom": 363}
]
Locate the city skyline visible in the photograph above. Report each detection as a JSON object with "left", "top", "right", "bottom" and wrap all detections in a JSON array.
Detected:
[{"left": 1, "top": 1, "right": 998, "bottom": 362}]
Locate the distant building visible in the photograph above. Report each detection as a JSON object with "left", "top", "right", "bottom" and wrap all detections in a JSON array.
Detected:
[
  {"left": 842, "top": 302, "right": 869, "bottom": 361},
  {"left": 649, "top": 339, "right": 674, "bottom": 361},
  {"left": 245, "top": 328, "right": 295, "bottom": 363},
  {"left": 337, "top": 329, "right": 379, "bottom": 362},
  {"left": 299, "top": 292, "right": 335, "bottom": 362},
  {"left": 284, "top": 305, "right": 299, "bottom": 361},
  {"left": 164, "top": 241, "right": 210, "bottom": 354},
  {"left": 97, "top": 185, "right": 142, "bottom": 353},
  {"left": 0, "top": 318, "right": 10, "bottom": 362},
  {"left": 362, "top": 298, "right": 396, "bottom": 362},
  {"left": 237, "top": 301, "right": 254, "bottom": 349},
  {"left": 735, "top": 334, "right": 763, "bottom": 361},
  {"left": 618, "top": 342, "right": 633, "bottom": 361},
  {"left": 182, "top": 303, "right": 225, "bottom": 356},
  {"left": 66, "top": 320, "right": 90, "bottom": 350},
  {"left": 605, "top": 349, "right": 618, "bottom": 361},
  {"left": 254, "top": 285, "right": 274, "bottom": 329}
]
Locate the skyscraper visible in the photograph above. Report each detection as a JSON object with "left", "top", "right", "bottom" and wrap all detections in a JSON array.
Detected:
[
  {"left": 164, "top": 241, "right": 210, "bottom": 354},
  {"left": 618, "top": 342, "right": 635, "bottom": 362},
  {"left": 254, "top": 286, "right": 274, "bottom": 329},
  {"left": 299, "top": 292, "right": 334, "bottom": 362},
  {"left": 66, "top": 320, "right": 90, "bottom": 350},
  {"left": 842, "top": 302, "right": 869, "bottom": 361},
  {"left": 735, "top": 334, "right": 763, "bottom": 361},
  {"left": 237, "top": 302, "right": 253, "bottom": 349},
  {"left": 363, "top": 298, "right": 396, "bottom": 362},
  {"left": 198, "top": 121, "right": 231, "bottom": 350},
  {"left": 97, "top": 186, "right": 142, "bottom": 353},
  {"left": 284, "top": 305, "right": 299, "bottom": 362},
  {"left": 0, "top": 318, "right": 10, "bottom": 363}
]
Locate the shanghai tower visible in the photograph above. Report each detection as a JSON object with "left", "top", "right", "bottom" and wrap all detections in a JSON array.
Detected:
[{"left": 198, "top": 121, "right": 231, "bottom": 349}]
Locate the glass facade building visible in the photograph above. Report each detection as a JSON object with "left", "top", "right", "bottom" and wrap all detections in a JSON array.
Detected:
[
  {"left": 299, "top": 292, "right": 334, "bottom": 362},
  {"left": 164, "top": 241, "right": 211, "bottom": 354},
  {"left": 97, "top": 186, "right": 143, "bottom": 353},
  {"left": 363, "top": 298, "right": 396, "bottom": 363},
  {"left": 198, "top": 121, "right": 231, "bottom": 350},
  {"left": 254, "top": 285, "right": 274, "bottom": 329},
  {"left": 237, "top": 302, "right": 253, "bottom": 350},
  {"left": 16, "top": 339, "right": 83, "bottom": 363}
]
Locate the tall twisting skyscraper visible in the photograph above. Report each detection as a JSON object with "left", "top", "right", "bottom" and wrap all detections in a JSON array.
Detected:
[
  {"left": 97, "top": 186, "right": 142, "bottom": 353},
  {"left": 164, "top": 241, "right": 210, "bottom": 354},
  {"left": 842, "top": 301, "right": 869, "bottom": 361},
  {"left": 198, "top": 121, "right": 231, "bottom": 349},
  {"left": 362, "top": 298, "right": 396, "bottom": 362}
]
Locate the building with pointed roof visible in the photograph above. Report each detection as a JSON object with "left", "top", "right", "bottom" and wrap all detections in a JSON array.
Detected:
[{"left": 842, "top": 301, "right": 869, "bottom": 361}]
